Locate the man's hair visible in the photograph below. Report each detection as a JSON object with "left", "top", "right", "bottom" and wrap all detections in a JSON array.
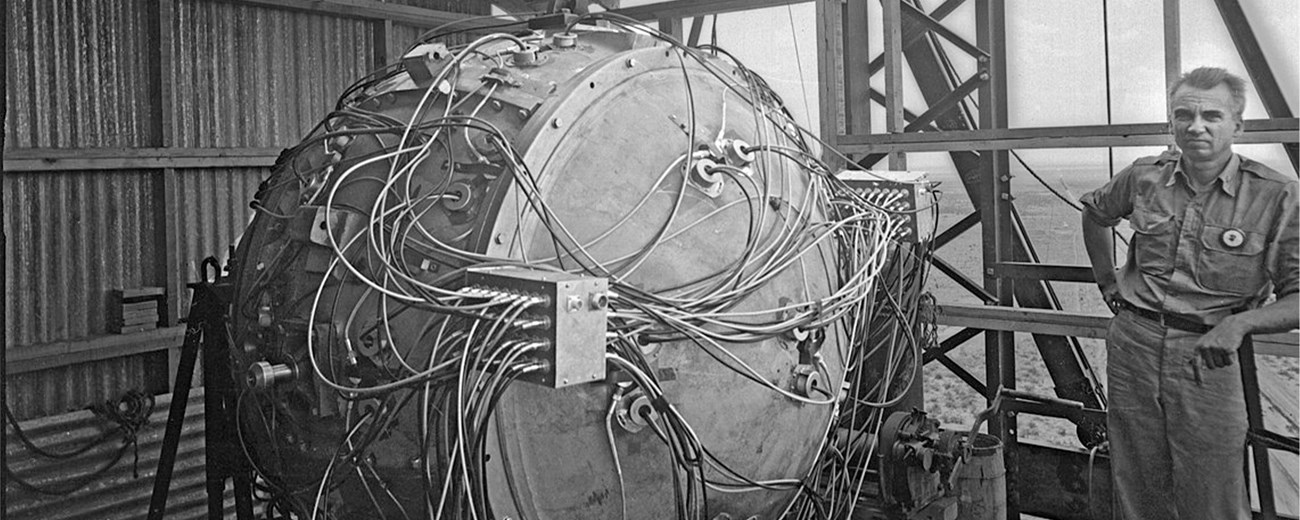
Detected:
[{"left": 1168, "top": 67, "right": 1249, "bottom": 121}]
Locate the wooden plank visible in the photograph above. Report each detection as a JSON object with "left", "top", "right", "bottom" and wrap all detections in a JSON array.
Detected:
[
  {"left": 996, "top": 262, "right": 1096, "bottom": 283},
  {"left": 843, "top": 0, "right": 870, "bottom": 135},
  {"left": 814, "top": 0, "right": 840, "bottom": 164},
  {"left": 937, "top": 305, "right": 1110, "bottom": 339},
  {"left": 835, "top": 118, "right": 1300, "bottom": 153},
  {"left": 112, "top": 286, "right": 167, "bottom": 300},
  {"left": 936, "top": 304, "right": 1300, "bottom": 358},
  {"left": 3, "top": 147, "right": 281, "bottom": 171},
  {"left": 1256, "top": 332, "right": 1300, "bottom": 358},
  {"left": 223, "top": 0, "right": 479, "bottom": 28},
  {"left": 6, "top": 327, "right": 188, "bottom": 375},
  {"left": 1163, "top": 0, "right": 1180, "bottom": 94},
  {"left": 657, "top": 17, "right": 683, "bottom": 40},
  {"left": 882, "top": 0, "right": 905, "bottom": 169},
  {"left": 612, "top": 0, "right": 809, "bottom": 21}
]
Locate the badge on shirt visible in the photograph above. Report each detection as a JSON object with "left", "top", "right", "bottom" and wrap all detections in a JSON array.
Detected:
[{"left": 1221, "top": 228, "right": 1245, "bottom": 248}]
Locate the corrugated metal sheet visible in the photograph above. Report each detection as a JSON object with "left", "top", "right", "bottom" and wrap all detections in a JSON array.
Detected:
[
  {"left": 169, "top": 0, "right": 375, "bottom": 148},
  {"left": 175, "top": 166, "right": 265, "bottom": 291},
  {"left": 4, "top": 0, "right": 157, "bottom": 148},
  {"left": 3, "top": 170, "right": 157, "bottom": 347},
  {"left": 4, "top": 389, "right": 249, "bottom": 520},
  {"left": 4, "top": 354, "right": 155, "bottom": 421}
]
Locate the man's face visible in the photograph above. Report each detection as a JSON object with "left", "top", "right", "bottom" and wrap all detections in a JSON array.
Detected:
[{"left": 1169, "top": 83, "right": 1243, "bottom": 164}]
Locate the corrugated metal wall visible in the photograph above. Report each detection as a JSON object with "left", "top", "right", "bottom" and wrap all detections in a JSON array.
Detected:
[
  {"left": 3, "top": 170, "right": 157, "bottom": 346},
  {"left": 169, "top": 0, "right": 374, "bottom": 148},
  {"left": 5, "top": 355, "right": 154, "bottom": 422},
  {"left": 4, "top": 0, "right": 487, "bottom": 516},
  {"left": 4, "top": 0, "right": 157, "bottom": 148},
  {"left": 175, "top": 167, "right": 267, "bottom": 296},
  {"left": 4, "top": 390, "right": 248, "bottom": 519}
]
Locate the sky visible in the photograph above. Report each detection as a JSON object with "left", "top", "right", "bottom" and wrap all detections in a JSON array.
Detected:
[{"left": 675, "top": 0, "right": 1299, "bottom": 176}]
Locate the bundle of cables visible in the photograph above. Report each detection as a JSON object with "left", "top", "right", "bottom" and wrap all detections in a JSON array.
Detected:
[{"left": 232, "top": 14, "right": 934, "bottom": 520}]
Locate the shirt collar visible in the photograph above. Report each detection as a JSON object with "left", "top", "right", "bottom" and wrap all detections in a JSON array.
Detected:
[{"left": 1167, "top": 153, "right": 1241, "bottom": 196}]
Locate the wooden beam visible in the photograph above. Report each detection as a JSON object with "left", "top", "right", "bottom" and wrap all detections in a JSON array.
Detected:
[
  {"left": 151, "top": 0, "right": 184, "bottom": 327},
  {"left": 882, "top": 0, "right": 905, "bottom": 170},
  {"left": 686, "top": 16, "right": 706, "bottom": 47},
  {"left": 1213, "top": 0, "right": 1299, "bottom": 169},
  {"left": 899, "top": 1, "right": 986, "bottom": 60},
  {"left": 836, "top": 118, "right": 1299, "bottom": 153},
  {"left": 374, "top": 19, "right": 396, "bottom": 68},
  {"left": 657, "top": 17, "right": 683, "bottom": 40},
  {"left": 221, "top": 0, "right": 480, "bottom": 28},
  {"left": 1163, "top": 0, "right": 1180, "bottom": 95},
  {"left": 612, "top": 0, "right": 809, "bottom": 21},
  {"left": 843, "top": 0, "right": 870, "bottom": 136},
  {"left": 936, "top": 304, "right": 1299, "bottom": 358},
  {"left": 3, "top": 147, "right": 281, "bottom": 172},
  {"left": 6, "top": 327, "right": 188, "bottom": 375},
  {"left": 996, "top": 262, "right": 1095, "bottom": 283},
  {"left": 815, "top": 0, "right": 841, "bottom": 163}
]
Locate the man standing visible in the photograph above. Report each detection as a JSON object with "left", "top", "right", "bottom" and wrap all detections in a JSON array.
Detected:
[{"left": 1080, "top": 67, "right": 1299, "bottom": 519}]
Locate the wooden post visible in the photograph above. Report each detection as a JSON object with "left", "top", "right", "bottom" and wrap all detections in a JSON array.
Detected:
[
  {"left": 1163, "top": 0, "right": 1181, "bottom": 95},
  {"left": 882, "top": 0, "right": 906, "bottom": 170},
  {"left": 977, "top": 0, "right": 1017, "bottom": 517},
  {"left": 658, "top": 17, "right": 683, "bottom": 40}
]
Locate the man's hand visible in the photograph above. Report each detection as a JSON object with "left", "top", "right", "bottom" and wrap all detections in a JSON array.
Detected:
[
  {"left": 1195, "top": 316, "right": 1248, "bottom": 369},
  {"left": 1100, "top": 284, "right": 1122, "bottom": 314}
]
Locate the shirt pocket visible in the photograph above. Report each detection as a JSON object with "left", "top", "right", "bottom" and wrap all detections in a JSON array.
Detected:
[
  {"left": 1130, "top": 211, "right": 1177, "bottom": 277},
  {"left": 1195, "top": 224, "right": 1268, "bottom": 295}
]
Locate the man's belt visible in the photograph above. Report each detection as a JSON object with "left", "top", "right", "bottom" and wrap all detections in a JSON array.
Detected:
[{"left": 1113, "top": 299, "right": 1214, "bottom": 334}]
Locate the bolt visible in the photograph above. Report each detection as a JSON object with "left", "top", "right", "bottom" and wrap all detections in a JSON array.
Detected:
[
  {"left": 518, "top": 108, "right": 530, "bottom": 119},
  {"left": 409, "top": 456, "right": 423, "bottom": 470},
  {"left": 980, "top": 72, "right": 990, "bottom": 81},
  {"left": 491, "top": 100, "right": 503, "bottom": 111},
  {"left": 1000, "top": 175, "right": 1010, "bottom": 182},
  {"left": 986, "top": 268, "right": 996, "bottom": 276},
  {"left": 1000, "top": 193, "right": 1011, "bottom": 200}
]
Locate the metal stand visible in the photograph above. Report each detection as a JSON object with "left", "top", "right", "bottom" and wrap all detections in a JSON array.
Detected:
[{"left": 147, "top": 259, "right": 254, "bottom": 520}]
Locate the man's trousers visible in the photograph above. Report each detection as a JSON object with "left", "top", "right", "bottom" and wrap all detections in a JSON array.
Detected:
[{"left": 1107, "top": 309, "right": 1250, "bottom": 520}]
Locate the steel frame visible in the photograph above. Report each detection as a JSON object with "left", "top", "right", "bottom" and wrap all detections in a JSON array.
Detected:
[{"left": 810, "top": 0, "right": 1298, "bottom": 518}]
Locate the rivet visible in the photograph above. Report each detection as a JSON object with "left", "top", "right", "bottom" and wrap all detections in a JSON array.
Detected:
[
  {"left": 625, "top": 58, "right": 637, "bottom": 68},
  {"left": 494, "top": 234, "right": 504, "bottom": 244},
  {"left": 552, "top": 118, "right": 563, "bottom": 128}
]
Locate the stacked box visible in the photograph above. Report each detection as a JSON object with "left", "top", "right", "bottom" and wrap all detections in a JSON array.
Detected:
[{"left": 109, "top": 287, "right": 164, "bottom": 334}]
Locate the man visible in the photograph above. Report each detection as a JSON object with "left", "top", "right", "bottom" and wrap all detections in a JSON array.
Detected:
[{"left": 1080, "top": 67, "right": 1299, "bottom": 519}]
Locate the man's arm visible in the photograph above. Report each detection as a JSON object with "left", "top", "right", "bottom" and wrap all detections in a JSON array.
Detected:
[
  {"left": 1082, "top": 209, "right": 1120, "bottom": 310},
  {"left": 1196, "top": 292, "right": 1300, "bottom": 369}
]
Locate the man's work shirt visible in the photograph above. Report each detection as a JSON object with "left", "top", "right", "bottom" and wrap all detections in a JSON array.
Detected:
[{"left": 1080, "top": 151, "right": 1299, "bottom": 325}]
